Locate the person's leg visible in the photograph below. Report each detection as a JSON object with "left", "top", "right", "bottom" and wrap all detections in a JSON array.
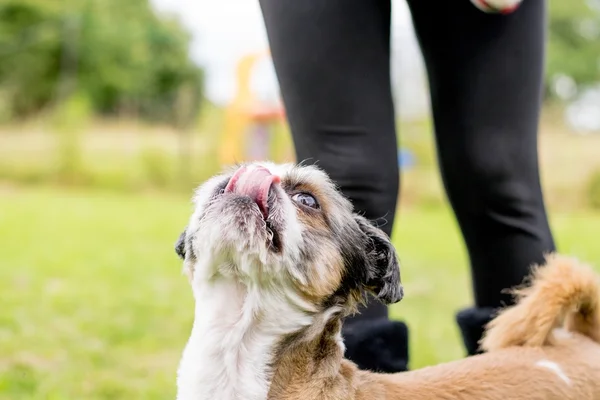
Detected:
[
  {"left": 259, "top": 0, "right": 408, "bottom": 371},
  {"left": 406, "top": 0, "right": 555, "bottom": 355}
]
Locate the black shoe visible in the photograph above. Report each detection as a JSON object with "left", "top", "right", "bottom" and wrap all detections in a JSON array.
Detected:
[
  {"left": 342, "top": 318, "right": 409, "bottom": 372},
  {"left": 456, "top": 307, "right": 497, "bottom": 356}
]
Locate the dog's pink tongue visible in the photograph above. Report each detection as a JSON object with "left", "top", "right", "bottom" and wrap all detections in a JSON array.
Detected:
[{"left": 224, "top": 166, "right": 280, "bottom": 218}]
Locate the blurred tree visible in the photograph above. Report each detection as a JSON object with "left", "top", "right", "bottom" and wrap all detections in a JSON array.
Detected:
[
  {"left": 547, "top": 0, "right": 600, "bottom": 98},
  {"left": 0, "top": 0, "right": 203, "bottom": 123}
]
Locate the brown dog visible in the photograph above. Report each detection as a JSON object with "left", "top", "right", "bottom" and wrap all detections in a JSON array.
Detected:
[{"left": 174, "top": 162, "right": 600, "bottom": 400}]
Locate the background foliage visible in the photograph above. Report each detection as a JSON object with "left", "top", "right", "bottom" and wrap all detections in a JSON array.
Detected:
[
  {"left": 547, "top": 0, "right": 600, "bottom": 94},
  {"left": 0, "top": 0, "right": 203, "bottom": 123}
]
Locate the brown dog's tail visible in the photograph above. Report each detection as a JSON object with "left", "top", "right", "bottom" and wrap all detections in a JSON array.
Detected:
[{"left": 480, "top": 254, "right": 600, "bottom": 352}]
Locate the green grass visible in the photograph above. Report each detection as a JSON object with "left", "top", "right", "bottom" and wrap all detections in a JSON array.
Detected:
[
  {"left": 0, "top": 188, "right": 193, "bottom": 399},
  {"left": 2, "top": 187, "right": 600, "bottom": 399}
]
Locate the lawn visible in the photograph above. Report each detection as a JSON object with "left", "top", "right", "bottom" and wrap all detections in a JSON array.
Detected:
[{"left": 2, "top": 186, "right": 600, "bottom": 399}]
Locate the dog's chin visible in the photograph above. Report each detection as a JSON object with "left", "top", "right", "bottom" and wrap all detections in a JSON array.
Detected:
[{"left": 200, "top": 193, "right": 286, "bottom": 268}]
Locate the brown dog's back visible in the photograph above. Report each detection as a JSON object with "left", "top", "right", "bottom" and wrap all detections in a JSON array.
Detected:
[{"left": 481, "top": 254, "right": 600, "bottom": 352}]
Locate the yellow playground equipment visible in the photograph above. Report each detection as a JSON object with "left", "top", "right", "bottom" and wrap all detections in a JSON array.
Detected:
[{"left": 219, "top": 50, "right": 286, "bottom": 166}]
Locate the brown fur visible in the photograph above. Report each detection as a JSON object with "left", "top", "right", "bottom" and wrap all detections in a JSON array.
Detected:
[
  {"left": 293, "top": 206, "right": 344, "bottom": 300},
  {"left": 481, "top": 254, "right": 600, "bottom": 350},
  {"left": 279, "top": 169, "right": 373, "bottom": 303},
  {"left": 268, "top": 255, "right": 600, "bottom": 399}
]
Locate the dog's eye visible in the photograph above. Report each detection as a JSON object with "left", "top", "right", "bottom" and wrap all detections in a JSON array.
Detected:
[{"left": 292, "top": 193, "right": 319, "bottom": 209}]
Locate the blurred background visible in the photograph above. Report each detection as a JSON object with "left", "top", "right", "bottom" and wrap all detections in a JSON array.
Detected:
[{"left": 1, "top": 0, "right": 600, "bottom": 398}]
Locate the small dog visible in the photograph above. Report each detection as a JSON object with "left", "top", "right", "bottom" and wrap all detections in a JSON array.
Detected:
[{"left": 174, "top": 161, "right": 600, "bottom": 400}]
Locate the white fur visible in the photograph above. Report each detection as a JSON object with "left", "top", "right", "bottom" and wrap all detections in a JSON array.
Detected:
[
  {"left": 176, "top": 276, "right": 314, "bottom": 400},
  {"left": 535, "top": 360, "right": 571, "bottom": 386},
  {"left": 553, "top": 328, "right": 573, "bottom": 341}
]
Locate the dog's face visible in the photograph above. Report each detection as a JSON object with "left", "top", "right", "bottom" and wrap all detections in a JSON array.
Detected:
[{"left": 175, "top": 162, "right": 402, "bottom": 312}]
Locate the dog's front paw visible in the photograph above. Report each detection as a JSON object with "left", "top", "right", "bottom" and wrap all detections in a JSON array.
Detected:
[{"left": 470, "top": 0, "right": 523, "bottom": 14}]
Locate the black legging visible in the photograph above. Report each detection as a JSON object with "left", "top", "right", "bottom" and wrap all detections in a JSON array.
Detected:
[{"left": 258, "top": 0, "right": 556, "bottom": 324}]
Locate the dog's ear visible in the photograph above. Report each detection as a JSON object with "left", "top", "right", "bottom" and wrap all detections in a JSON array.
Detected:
[
  {"left": 175, "top": 229, "right": 187, "bottom": 260},
  {"left": 355, "top": 216, "right": 403, "bottom": 305}
]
